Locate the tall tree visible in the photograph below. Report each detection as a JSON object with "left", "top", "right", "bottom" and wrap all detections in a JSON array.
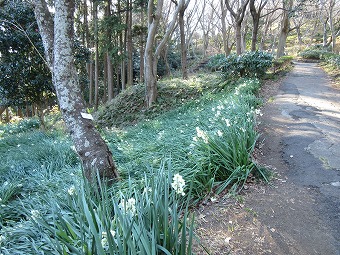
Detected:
[
  {"left": 126, "top": 0, "right": 134, "bottom": 87},
  {"left": 249, "top": 0, "right": 267, "bottom": 51},
  {"left": 178, "top": 0, "right": 190, "bottom": 79},
  {"left": 276, "top": 0, "right": 293, "bottom": 58},
  {"left": 33, "top": 0, "right": 119, "bottom": 182},
  {"left": 225, "top": 0, "right": 250, "bottom": 55},
  {"left": 144, "top": 0, "right": 184, "bottom": 107},
  {"left": 93, "top": 0, "right": 100, "bottom": 109}
]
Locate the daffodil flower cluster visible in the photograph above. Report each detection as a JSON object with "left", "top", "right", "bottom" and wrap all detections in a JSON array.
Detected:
[
  {"left": 101, "top": 230, "right": 116, "bottom": 250},
  {"left": 68, "top": 185, "right": 76, "bottom": 196},
  {"left": 119, "top": 197, "right": 136, "bottom": 215},
  {"left": 194, "top": 127, "right": 208, "bottom": 143},
  {"left": 171, "top": 173, "right": 186, "bottom": 196}
]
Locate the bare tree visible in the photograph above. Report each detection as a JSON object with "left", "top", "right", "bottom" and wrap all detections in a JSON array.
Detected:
[
  {"left": 33, "top": 0, "right": 119, "bottom": 182},
  {"left": 225, "top": 0, "right": 250, "bottom": 55},
  {"left": 276, "top": 0, "right": 293, "bottom": 58},
  {"left": 249, "top": 0, "right": 268, "bottom": 51},
  {"left": 144, "top": 0, "right": 185, "bottom": 107},
  {"left": 179, "top": 0, "right": 190, "bottom": 79}
]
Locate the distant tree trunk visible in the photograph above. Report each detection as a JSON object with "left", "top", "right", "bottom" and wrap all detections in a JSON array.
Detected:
[
  {"left": 249, "top": 0, "right": 267, "bottom": 51},
  {"left": 225, "top": 0, "right": 250, "bottom": 55},
  {"left": 127, "top": 0, "right": 133, "bottom": 87},
  {"left": 118, "top": 0, "right": 126, "bottom": 91},
  {"left": 328, "top": 0, "right": 337, "bottom": 52},
  {"left": 144, "top": 0, "right": 185, "bottom": 107},
  {"left": 5, "top": 107, "right": 9, "bottom": 123},
  {"left": 106, "top": 0, "right": 114, "bottom": 101},
  {"left": 107, "top": 53, "right": 114, "bottom": 101},
  {"left": 322, "top": 17, "right": 329, "bottom": 48},
  {"left": 33, "top": 0, "right": 119, "bottom": 182},
  {"left": 103, "top": 54, "right": 108, "bottom": 103},
  {"left": 83, "top": 0, "right": 92, "bottom": 106},
  {"left": 241, "top": 15, "right": 249, "bottom": 53},
  {"left": 94, "top": 0, "right": 99, "bottom": 110},
  {"left": 89, "top": 62, "right": 94, "bottom": 105},
  {"left": 139, "top": 4, "right": 145, "bottom": 83},
  {"left": 18, "top": 107, "right": 23, "bottom": 118},
  {"left": 0, "top": 107, "right": 6, "bottom": 116},
  {"left": 179, "top": 1, "right": 189, "bottom": 79},
  {"left": 220, "top": 0, "right": 229, "bottom": 56},
  {"left": 277, "top": 0, "right": 293, "bottom": 58}
]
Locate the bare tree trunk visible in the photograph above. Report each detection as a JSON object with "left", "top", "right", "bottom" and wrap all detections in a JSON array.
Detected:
[
  {"left": 220, "top": 0, "right": 229, "bottom": 56},
  {"left": 144, "top": 0, "right": 185, "bottom": 107},
  {"left": 94, "top": 0, "right": 99, "bottom": 110},
  {"left": 179, "top": 1, "right": 189, "bottom": 79},
  {"left": 241, "top": 15, "right": 248, "bottom": 53},
  {"left": 118, "top": 0, "right": 126, "bottom": 91},
  {"left": 18, "top": 107, "right": 23, "bottom": 118},
  {"left": 33, "top": 0, "right": 119, "bottom": 182},
  {"left": 328, "top": 0, "right": 337, "bottom": 52},
  {"left": 89, "top": 62, "right": 94, "bottom": 105},
  {"left": 127, "top": 0, "right": 133, "bottom": 87},
  {"left": 277, "top": 0, "right": 293, "bottom": 58},
  {"left": 249, "top": 0, "right": 267, "bottom": 51},
  {"left": 5, "top": 107, "right": 9, "bottom": 123},
  {"left": 107, "top": 53, "right": 114, "bottom": 101},
  {"left": 103, "top": 54, "right": 108, "bottom": 103},
  {"left": 139, "top": 4, "right": 145, "bottom": 83},
  {"left": 0, "top": 107, "right": 5, "bottom": 116},
  {"left": 225, "top": 0, "right": 250, "bottom": 55}
]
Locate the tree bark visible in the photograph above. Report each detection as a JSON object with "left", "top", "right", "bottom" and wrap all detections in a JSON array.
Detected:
[
  {"left": 225, "top": 0, "right": 250, "bottom": 55},
  {"left": 144, "top": 0, "right": 186, "bottom": 107},
  {"left": 220, "top": 0, "right": 229, "bottom": 56},
  {"left": 179, "top": 1, "right": 189, "bottom": 79},
  {"left": 139, "top": 3, "right": 145, "bottom": 83},
  {"left": 33, "top": 0, "right": 119, "bottom": 182},
  {"left": 93, "top": 0, "right": 99, "bottom": 110},
  {"left": 249, "top": 0, "right": 267, "bottom": 51},
  {"left": 277, "top": 0, "right": 293, "bottom": 58},
  {"left": 328, "top": 0, "right": 337, "bottom": 52},
  {"left": 127, "top": 0, "right": 133, "bottom": 87}
]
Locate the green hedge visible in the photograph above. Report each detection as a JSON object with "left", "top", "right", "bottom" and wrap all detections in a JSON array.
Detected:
[{"left": 220, "top": 51, "right": 273, "bottom": 79}]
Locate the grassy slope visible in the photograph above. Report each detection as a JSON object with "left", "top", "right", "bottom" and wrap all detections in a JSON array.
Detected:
[{"left": 0, "top": 72, "right": 264, "bottom": 254}]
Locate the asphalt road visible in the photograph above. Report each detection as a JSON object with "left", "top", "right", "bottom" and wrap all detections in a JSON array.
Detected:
[{"left": 251, "top": 61, "right": 340, "bottom": 255}]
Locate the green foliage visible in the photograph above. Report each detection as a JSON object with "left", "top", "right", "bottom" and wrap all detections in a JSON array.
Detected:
[
  {"left": 0, "top": 117, "right": 40, "bottom": 137},
  {"left": 325, "top": 54, "right": 340, "bottom": 69},
  {"left": 0, "top": 0, "right": 54, "bottom": 107},
  {"left": 220, "top": 51, "right": 273, "bottom": 79},
  {"left": 189, "top": 79, "right": 268, "bottom": 194},
  {"left": 298, "top": 45, "right": 333, "bottom": 60},
  {"left": 0, "top": 73, "right": 270, "bottom": 254},
  {"left": 207, "top": 54, "right": 226, "bottom": 71},
  {"left": 272, "top": 56, "right": 294, "bottom": 73},
  {"left": 28, "top": 165, "right": 195, "bottom": 255}
]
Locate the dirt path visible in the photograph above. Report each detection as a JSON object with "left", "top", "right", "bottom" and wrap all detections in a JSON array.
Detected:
[{"left": 196, "top": 62, "right": 340, "bottom": 255}]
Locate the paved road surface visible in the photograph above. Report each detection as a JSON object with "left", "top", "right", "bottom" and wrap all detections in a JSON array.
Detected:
[{"left": 252, "top": 62, "right": 340, "bottom": 254}]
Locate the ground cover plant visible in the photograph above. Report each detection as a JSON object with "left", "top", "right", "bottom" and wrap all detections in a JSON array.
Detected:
[{"left": 0, "top": 73, "right": 270, "bottom": 254}]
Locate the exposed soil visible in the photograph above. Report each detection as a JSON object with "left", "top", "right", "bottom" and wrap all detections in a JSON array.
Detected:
[{"left": 194, "top": 62, "right": 340, "bottom": 255}]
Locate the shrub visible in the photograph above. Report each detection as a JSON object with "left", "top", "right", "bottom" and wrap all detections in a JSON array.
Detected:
[
  {"left": 326, "top": 54, "right": 340, "bottom": 69},
  {"left": 298, "top": 46, "right": 333, "bottom": 60},
  {"left": 220, "top": 51, "right": 273, "bottom": 79},
  {"left": 0, "top": 117, "right": 40, "bottom": 137},
  {"left": 189, "top": 79, "right": 269, "bottom": 194},
  {"left": 207, "top": 54, "right": 226, "bottom": 71},
  {"left": 272, "top": 55, "right": 294, "bottom": 73}
]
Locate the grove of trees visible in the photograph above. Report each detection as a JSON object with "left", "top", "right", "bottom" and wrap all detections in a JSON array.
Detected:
[{"left": 1, "top": 0, "right": 339, "bottom": 181}]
